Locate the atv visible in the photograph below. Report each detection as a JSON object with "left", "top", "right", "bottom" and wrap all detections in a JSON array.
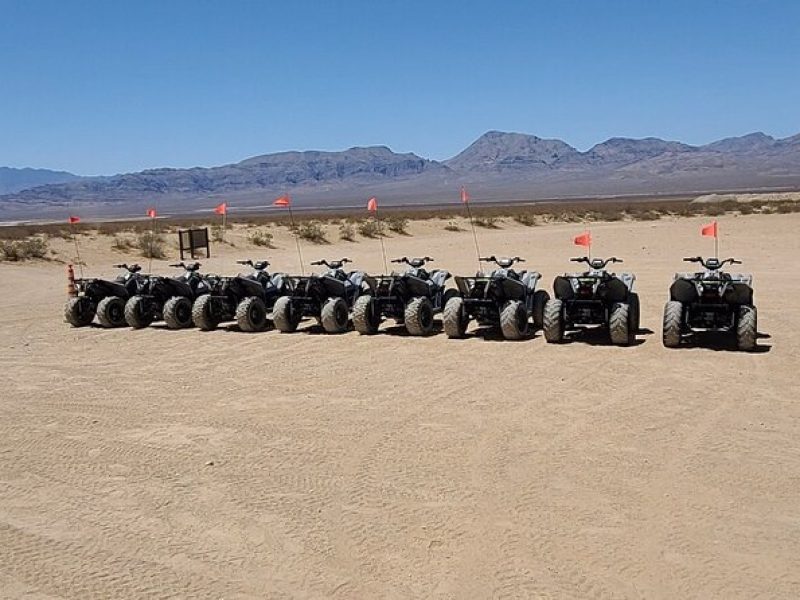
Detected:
[
  {"left": 662, "top": 256, "right": 756, "bottom": 351},
  {"left": 124, "top": 262, "right": 213, "bottom": 329},
  {"left": 64, "top": 263, "right": 145, "bottom": 328},
  {"left": 353, "top": 256, "right": 456, "bottom": 336},
  {"left": 272, "top": 258, "right": 374, "bottom": 333},
  {"left": 192, "top": 259, "right": 292, "bottom": 332},
  {"left": 443, "top": 255, "right": 549, "bottom": 340},
  {"left": 542, "top": 256, "right": 639, "bottom": 345}
]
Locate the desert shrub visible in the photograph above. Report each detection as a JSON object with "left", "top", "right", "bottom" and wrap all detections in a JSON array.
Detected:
[
  {"left": 444, "top": 221, "right": 462, "bottom": 232},
  {"left": 776, "top": 202, "right": 800, "bottom": 214},
  {"left": 249, "top": 230, "right": 275, "bottom": 248},
  {"left": 630, "top": 210, "right": 661, "bottom": 221},
  {"left": 137, "top": 231, "right": 167, "bottom": 259},
  {"left": 296, "top": 221, "right": 328, "bottom": 244},
  {"left": 357, "top": 219, "right": 384, "bottom": 238},
  {"left": 338, "top": 222, "right": 356, "bottom": 242},
  {"left": 211, "top": 224, "right": 225, "bottom": 242},
  {"left": 111, "top": 235, "right": 135, "bottom": 251},
  {"left": 738, "top": 203, "right": 755, "bottom": 215},
  {"left": 557, "top": 212, "right": 581, "bottom": 223},
  {"left": 513, "top": 213, "right": 537, "bottom": 226},
  {"left": 598, "top": 210, "right": 624, "bottom": 222},
  {"left": 385, "top": 216, "right": 410, "bottom": 235},
  {"left": 702, "top": 204, "right": 726, "bottom": 217},
  {"left": 0, "top": 236, "right": 50, "bottom": 261},
  {"left": 474, "top": 216, "right": 501, "bottom": 229}
]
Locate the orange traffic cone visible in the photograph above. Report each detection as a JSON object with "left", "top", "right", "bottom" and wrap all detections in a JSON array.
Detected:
[{"left": 67, "top": 264, "right": 77, "bottom": 297}]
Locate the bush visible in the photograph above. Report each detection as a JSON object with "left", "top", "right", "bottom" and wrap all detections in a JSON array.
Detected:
[
  {"left": 385, "top": 216, "right": 410, "bottom": 235},
  {"left": 630, "top": 210, "right": 661, "bottom": 221},
  {"left": 112, "top": 235, "right": 135, "bottom": 251},
  {"left": 357, "top": 219, "right": 384, "bottom": 238},
  {"left": 512, "top": 213, "right": 537, "bottom": 226},
  {"left": 738, "top": 203, "right": 755, "bottom": 215},
  {"left": 338, "top": 222, "right": 356, "bottom": 242},
  {"left": 702, "top": 204, "right": 726, "bottom": 217},
  {"left": 137, "top": 231, "right": 167, "bottom": 259},
  {"left": 474, "top": 216, "right": 501, "bottom": 229},
  {"left": 296, "top": 221, "right": 328, "bottom": 244},
  {"left": 249, "top": 230, "right": 275, "bottom": 248},
  {"left": 776, "top": 202, "right": 800, "bottom": 214},
  {"left": 598, "top": 210, "right": 624, "bottom": 222},
  {"left": 444, "top": 221, "right": 463, "bottom": 232},
  {"left": 0, "top": 236, "right": 50, "bottom": 262}
]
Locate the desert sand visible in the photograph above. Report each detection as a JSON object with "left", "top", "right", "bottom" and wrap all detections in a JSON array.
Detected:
[{"left": 1, "top": 213, "right": 799, "bottom": 599}]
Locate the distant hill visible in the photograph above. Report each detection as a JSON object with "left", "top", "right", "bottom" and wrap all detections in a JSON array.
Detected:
[
  {"left": 0, "top": 167, "right": 79, "bottom": 195},
  {"left": 2, "top": 131, "right": 799, "bottom": 220}
]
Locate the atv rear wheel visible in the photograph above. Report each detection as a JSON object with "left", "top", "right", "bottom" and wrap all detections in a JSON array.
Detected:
[
  {"left": 353, "top": 295, "right": 379, "bottom": 334},
  {"left": 443, "top": 296, "right": 468, "bottom": 338},
  {"left": 609, "top": 302, "right": 631, "bottom": 345},
  {"left": 96, "top": 296, "right": 126, "bottom": 328},
  {"left": 405, "top": 297, "right": 434, "bottom": 336},
  {"left": 628, "top": 292, "right": 640, "bottom": 333},
  {"left": 124, "top": 295, "right": 154, "bottom": 329},
  {"left": 64, "top": 297, "right": 95, "bottom": 327},
  {"left": 273, "top": 296, "right": 300, "bottom": 332},
  {"left": 192, "top": 294, "right": 220, "bottom": 331},
  {"left": 736, "top": 305, "right": 757, "bottom": 351},
  {"left": 500, "top": 300, "right": 530, "bottom": 340},
  {"left": 163, "top": 296, "right": 194, "bottom": 329},
  {"left": 662, "top": 300, "right": 683, "bottom": 348},
  {"left": 542, "top": 299, "right": 564, "bottom": 343},
  {"left": 321, "top": 297, "right": 349, "bottom": 333},
  {"left": 236, "top": 296, "right": 268, "bottom": 332},
  {"left": 532, "top": 290, "right": 549, "bottom": 329}
]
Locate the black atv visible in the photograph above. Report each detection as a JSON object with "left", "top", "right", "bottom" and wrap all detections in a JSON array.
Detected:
[
  {"left": 192, "top": 259, "right": 292, "bottom": 332},
  {"left": 542, "top": 256, "right": 639, "bottom": 346},
  {"left": 64, "top": 263, "right": 145, "bottom": 328},
  {"left": 272, "top": 258, "right": 374, "bottom": 334},
  {"left": 353, "top": 256, "right": 456, "bottom": 336},
  {"left": 663, "top": 256, "right": 756, "bottom": 351},
  {"left": 443, "top": 256, "right": 549, "bottom": 340},
  {"left": 124, "top": 262, "right": 212, "bottom": 329}
]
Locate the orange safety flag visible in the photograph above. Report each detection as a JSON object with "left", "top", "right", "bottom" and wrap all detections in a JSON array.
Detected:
[
  {"left": 68, "top": 215, "right": 80, "bottom": 224},
  {"left": 701, "top": 221, "right": 718, "bottom": 238},
  {"left": 214, "top": 202, "right": 227, "bottom": 215},
  {"left": 460, "top": 186, "right": 469, "bottom": 203},
  {"left": 146, "top": 208, "right": 157, "bottom": 218},
  {"left": 574, "top": 231, "right": 592, "bottom": 247},
  {"left": 367, "top": 197, "right": 378, "bottom": 212},
  {"left": 273, "top": 195, "right": 291, "bottom": 207}
]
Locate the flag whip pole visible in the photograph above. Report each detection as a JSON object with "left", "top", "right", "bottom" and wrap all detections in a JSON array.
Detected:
[
  {"left": 288, "top": 204, "right": 304, "bottom": 276},
  {"left": 464, "top": 196, "right": 482, "bottom": 273},
  {"left": 376, "top": 208, "right": 388, "bottom": 273},
  {"left": 69, "top": 221, "right": 84, "bottom": 278}
]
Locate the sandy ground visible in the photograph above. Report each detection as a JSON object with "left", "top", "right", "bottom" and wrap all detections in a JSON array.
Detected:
[{"left": 1, "top": 213, "right": 799, "bottom": 599}]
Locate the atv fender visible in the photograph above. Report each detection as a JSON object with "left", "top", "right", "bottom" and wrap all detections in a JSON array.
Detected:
[
  {"left": 553, "top": 275, "right": 574, "bottom": 300},
  {"left": 520, "top": 271, "right": 541, "bottom": 292},
  {"left": 618, "top": 272, "right": 636, "bottom": 291},
  {"left": 500, "top": 277, "right": 527, "bottom": 301}
]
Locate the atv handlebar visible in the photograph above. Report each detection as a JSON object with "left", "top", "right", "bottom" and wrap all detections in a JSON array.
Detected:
[
  {"left": 571, "top": 257, "right": 622, "bottom": 268},
  {"left": 391, "top": 256, "right": 434, "bottom": 265},
  {"left": 479, "top": 256, "right": 525, "bottom": 266},
  {"left": 168, "top": 261, "right": 202, "bottom": 271},
  {"left": 112, "top": 263, "right": 142, "bottom": 273},
  {"left": 236, "top": 259, "right": 270, "bottom": 270},
  {"left": 683, "top": 257, "right": 741, "bottom": 269},
  {"left": 311, "top": 258, "right": 351, "bottom": 268}
]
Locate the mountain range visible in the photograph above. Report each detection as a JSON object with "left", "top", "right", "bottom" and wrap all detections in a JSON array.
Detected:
[
  {"left": 2, "top": 130, "right": 799, "bottom": 220},
  {"left": 0, "top": 167, "right": 79, "bottom": 195}
]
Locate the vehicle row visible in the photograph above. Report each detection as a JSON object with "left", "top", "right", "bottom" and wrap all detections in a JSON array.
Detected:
[{"left": 64, "top": 253, "right": 758, "bottom": 351}]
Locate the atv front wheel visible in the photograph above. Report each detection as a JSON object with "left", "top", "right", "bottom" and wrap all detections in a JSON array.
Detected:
[
  {"left": 321, "top": 297, "right": 349, "bottom": 333},
  {"left": 124, "top": 295, "right": 154, "bottom": 329},
  {"left": 64, "top": 297, "right": 95, "bottom": 327},
  {"left": 96, "top": 296, "right": 126, "bottom": 328},
  {"left": 236, "top": 296, "right": 268, "bottom": 332},
  {"left": 500, "top": 300, "right": 530, "bottom": 340},
  {"left": 662, "top": 301, "right": 683, "bottom": 348},
  {"left": 273, "top": 296, "right": 300, "bottom": 332},
  {"left": 163, "top": 296, "right": 194, "bottom": 329},
  {"left": 609, "top": 302, "right": 631, "bottom": 345},
  {"left": 531, "top": 290, "right": 549, "bottom": 329},
  {"left": 736, "top": 305, "right": 757, "bottom": 351},
  {"left": 443, "top": 296, "right": 468, "bottom": 338},
  {"left": 353, "top": 295, "right": 379, "bottom": 335},
  {"left": 405, "top": 296, "right": 434, "bottom": 336},
  {"left": 192, "top": 294, "right": 220, "bottom": 331},
  {"left": 542, "top": 299, "right": 564, "bottom": 343}
]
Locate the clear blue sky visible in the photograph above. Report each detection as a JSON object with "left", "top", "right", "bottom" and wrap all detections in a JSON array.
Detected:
[{"left": 1, "top": 0, "right": 798, "bottom": 175}]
